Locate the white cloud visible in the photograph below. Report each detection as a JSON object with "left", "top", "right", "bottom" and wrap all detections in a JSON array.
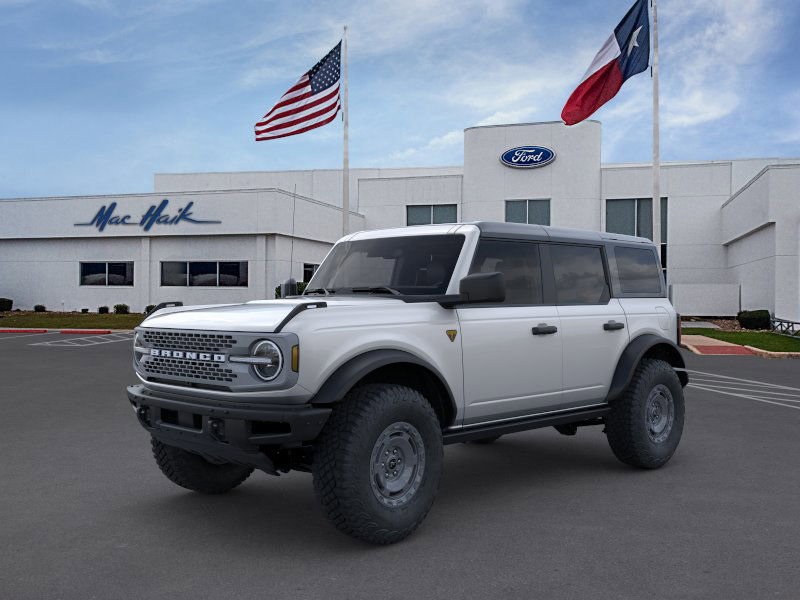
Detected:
[
  {"left": 660, "top": 0, "right": 779, "bottom": 128},
  {"left": 389, "top": 129, "right": 462, "bottom": 162}
]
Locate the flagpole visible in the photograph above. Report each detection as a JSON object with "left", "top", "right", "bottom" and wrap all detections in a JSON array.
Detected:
[
  {"left": 651, "top": 0, "right": 661, "bottom": 256},
  {"left": 341, "top": 25, "right": 350, "bottom": 237}
]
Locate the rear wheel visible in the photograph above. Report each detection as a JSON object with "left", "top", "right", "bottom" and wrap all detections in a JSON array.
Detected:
[
  {"left": 151, "top": 438, "right": 253, "bottom": 494},
  {"left": 605, "top": 358, "right": 685, "bottom": 469},
  {"left": 312, "top": 383, "right": 443, "bottom": 545}
]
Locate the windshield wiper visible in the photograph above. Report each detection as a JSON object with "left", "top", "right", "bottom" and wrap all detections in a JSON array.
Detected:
[
  {"left": 350, "top": 286, "right": 402, "bottom": 296},
  {"left": 304, "top": 287, "right": 334, "bottom": 295}
]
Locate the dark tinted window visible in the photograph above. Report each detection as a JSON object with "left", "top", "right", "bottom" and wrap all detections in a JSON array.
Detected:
[
  {"left": 108, "top": 262, "right": 134, "bottom": 286},
  {"left": 189, "top": 262, "right": 217, "bottom": 286},
  {"left": 219, "top": 262, "right": 248, "bottom": 287},
  {"left": 470, "top": 240, "right": 542, "bottom": 305},
  {"left": 615, "top": 247, "right": 662, "bottom": 294},
  {"left": 307, "top": 235, "right": 465, "bottom": 295},
  {"left": 551, "top": 245, "right": 609, "bottom": 305},
  {"left": 80, "top": 262, "right": 106, "bottom": 286},
  {"left": 161, "top": 262, "right": 187, "bottom": 286}
]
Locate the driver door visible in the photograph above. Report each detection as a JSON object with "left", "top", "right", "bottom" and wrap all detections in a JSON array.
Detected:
[{"left": 457, "top": 239, "right": 563, "bottom": 425}]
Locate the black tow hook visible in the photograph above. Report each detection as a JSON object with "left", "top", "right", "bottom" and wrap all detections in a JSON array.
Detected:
[
  {"left": 208, "top": 418, "right": 226, "bottom": 442},
  {"left": 136, "top": 406, "right": 151, "bottom": 426}
]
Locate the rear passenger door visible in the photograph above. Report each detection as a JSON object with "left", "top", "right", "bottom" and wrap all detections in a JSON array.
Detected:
[
  {"left": 458, "top": 239, "right": 563, "bottom": 425},
  {"left": 545, "top": 244, "right": 629, "bottom": 406}
]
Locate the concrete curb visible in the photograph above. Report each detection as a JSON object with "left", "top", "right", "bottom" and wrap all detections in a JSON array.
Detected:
[
  {"left": 743, "top": 346, "right": 800, "bottom": 359},
  {"left": 60, "top": 329, "right": 113, "bottom": 334},
  {"left": 0, "top": 328, "right": 132, "bottom": 334}
]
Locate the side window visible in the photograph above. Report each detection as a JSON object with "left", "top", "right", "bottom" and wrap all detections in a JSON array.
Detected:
[
  {"left": 550, "top": 245, "right": 609, "bottom": 305},
  {"left": 470, "top": 240, "right": 543, "bottom": 305},
  {"left": 614, "top": 246, "right": 662, "bottom": 294}
]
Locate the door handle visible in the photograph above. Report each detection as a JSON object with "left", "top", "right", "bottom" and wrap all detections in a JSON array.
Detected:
[
  {"left": 532, "top": 324, "right": 558, "bottom": 335},
  {"left": 604, "top": 320, "right": 625, "bottom": 331}
]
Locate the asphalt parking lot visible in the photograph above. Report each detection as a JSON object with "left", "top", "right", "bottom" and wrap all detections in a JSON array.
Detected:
[{"left": 1, "top": 331, "right": 799, "bottom": 600}]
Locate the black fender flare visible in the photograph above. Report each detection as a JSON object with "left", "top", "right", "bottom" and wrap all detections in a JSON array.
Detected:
[
  {"left": 311, "top": 349, "right": 457, "bottom": 417},
  {"left": 606, "top": 334, "right": 688, "bottom": 403}
]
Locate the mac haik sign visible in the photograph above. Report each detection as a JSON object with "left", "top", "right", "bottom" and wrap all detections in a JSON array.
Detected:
[{"left": 75, "top": 199, "right": 221, "bottom": 232}]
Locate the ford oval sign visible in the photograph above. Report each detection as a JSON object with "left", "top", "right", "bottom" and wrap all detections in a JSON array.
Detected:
[{"left": 500, "top": 146, "right": 556, "bottom": 169}]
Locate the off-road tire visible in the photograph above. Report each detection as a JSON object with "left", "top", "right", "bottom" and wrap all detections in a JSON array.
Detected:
[
  {"left": 151, "top": 438, "right": 253, "bottom": 494},
  {"left": 605, "top": 358, "right": 685, "bottom": 469},
  {"left": 470, "top": 435, "right": 502, "bottom": 444},
  {"left": 312, "top": 383, "right": 444, "bottom": 545}
]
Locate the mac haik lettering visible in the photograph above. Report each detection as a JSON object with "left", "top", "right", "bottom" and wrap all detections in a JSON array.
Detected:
[
  {"left": 500, "top": 146, "right": 556, "bottom": 169},
  {"left": 75, "top": 199, "right": 222, "bottom": 232}
]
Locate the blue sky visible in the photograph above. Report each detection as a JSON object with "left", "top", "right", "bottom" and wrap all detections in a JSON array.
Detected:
[{"left": 1, "top": 0, "right": 799, "bottom": 198}]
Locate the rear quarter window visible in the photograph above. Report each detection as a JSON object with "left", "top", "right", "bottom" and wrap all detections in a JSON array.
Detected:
[{"left": 614, "top": 246, "right": 662, "bottom": 294}]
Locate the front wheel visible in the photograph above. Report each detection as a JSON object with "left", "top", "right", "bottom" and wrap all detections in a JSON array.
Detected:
[
  {"left": 312, "top": 384, "right": 443, "bottom": 545},
  {"left": 151, "top": 438, "right": 253, "bottom": 494},
  {"left": 605, "top": 358, "right": 685, "bottom": 469}
]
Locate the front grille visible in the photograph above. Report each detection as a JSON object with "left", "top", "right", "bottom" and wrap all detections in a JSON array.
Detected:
[
  {"left": 142, "top": 356, "right": 238, "bottom": 383},
  {"left": 142, "top": 330, "right": 237, "bottom": 353}
]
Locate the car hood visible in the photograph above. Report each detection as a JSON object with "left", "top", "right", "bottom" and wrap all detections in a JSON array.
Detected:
[{"left": 139, "top": 297, "right": 403, "bottom": 333}]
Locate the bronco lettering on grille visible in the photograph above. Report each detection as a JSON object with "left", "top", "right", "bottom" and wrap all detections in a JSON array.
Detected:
[{"left": 149, "top": 349, "right": 227, "bottom": 362}]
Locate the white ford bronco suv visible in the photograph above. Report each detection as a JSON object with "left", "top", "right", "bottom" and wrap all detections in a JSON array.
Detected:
[{"left": 128, "top": 222, "right": 688, "bottom": 544}]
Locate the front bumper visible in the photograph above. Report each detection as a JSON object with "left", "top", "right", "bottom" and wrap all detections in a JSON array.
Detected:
[{"left": 127, "top": 384, "right": 331, "bottom": 473}]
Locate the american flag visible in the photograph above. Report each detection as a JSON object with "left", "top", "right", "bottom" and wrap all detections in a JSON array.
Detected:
[{"left": 254, "top": 41, "right": 342, "bottom": 141}]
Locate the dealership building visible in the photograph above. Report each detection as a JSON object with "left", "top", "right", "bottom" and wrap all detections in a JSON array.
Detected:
[{"left": 1, "top": 120, "right": 799, "bottom": 321}]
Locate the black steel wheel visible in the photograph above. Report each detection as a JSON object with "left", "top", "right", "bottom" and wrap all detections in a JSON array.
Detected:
[
  {"left": 312, "top": 383, "right": 443, "bottom": 545},
  {"left": 605, "top": 358, "right": 685, "bottom": 469}
]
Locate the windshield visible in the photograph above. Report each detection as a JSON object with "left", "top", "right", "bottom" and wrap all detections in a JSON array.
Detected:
[{"left": 305, "top": 234, "right": 465, "bottom": 296}]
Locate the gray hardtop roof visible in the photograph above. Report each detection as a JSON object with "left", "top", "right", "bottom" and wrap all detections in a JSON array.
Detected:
[{"left": 469, "top": 221, "right": 652, "bottom": 246}]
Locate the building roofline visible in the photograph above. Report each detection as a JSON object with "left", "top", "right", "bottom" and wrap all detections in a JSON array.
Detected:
[
  {"left": 154, "top": 166, "right": 463, "bottom": 177},
  {"left": 722, "top": 163, "right": 800, "bottom": 208},
  {"left": 0, "top": 187, "right": 364, "bottom": 215},
  {"left": 464, "top": 120, "right": 599, "bottom": 132}
]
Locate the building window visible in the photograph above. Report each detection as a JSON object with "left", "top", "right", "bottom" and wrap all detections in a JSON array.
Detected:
[
  {"left": 80, "top": 262, "right": 134, "bottom": 286},
  {"left": 505, "top": 199, "right": 550, "bottom": 225},
  {"left": 606, "top": 197, "right": 668, "bottom": 278},
  {"left": 303, "top": 263, "right": 319, "bottom": 283},
  {"left": 160, "top": 261, "right": 248, "bottom": 287},
  {"left": 406, "top": 204, "right": 457, "bottom": 226},
  {"left": 550, "top": 245, "right": 609, "bottom": 305}
]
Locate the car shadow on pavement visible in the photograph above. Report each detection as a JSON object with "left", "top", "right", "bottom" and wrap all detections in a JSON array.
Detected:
[{"left": 120, "top": 430, "right": 658, "bottom": 552}]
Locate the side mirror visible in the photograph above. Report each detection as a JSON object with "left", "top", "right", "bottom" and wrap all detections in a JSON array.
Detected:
[
  {"left": 280, "top": 278, "right": 298, "bottom": 298},
  {"left": 458, "top": 272, "right": 505, "bottom": 304}
]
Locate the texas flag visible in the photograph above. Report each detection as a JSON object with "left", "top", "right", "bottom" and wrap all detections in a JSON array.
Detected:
[{"left": 561, "top": 0, "right": 650, "bottom": 125}]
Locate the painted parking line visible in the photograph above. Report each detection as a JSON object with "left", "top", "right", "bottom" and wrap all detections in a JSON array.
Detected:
[
  {"left": 30, "top": 332, "right": 134, "bottom": 347},
  {"left": 686, "top": 369, "right": 800, "bottom": 411},
  {"left": 687, "top": 369, "right": 800, "bottom": 392}
]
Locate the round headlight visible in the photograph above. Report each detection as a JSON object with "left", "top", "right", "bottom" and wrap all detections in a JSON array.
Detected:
[{"left": 252, "top": 340, "right": 283, "bottom": 381}]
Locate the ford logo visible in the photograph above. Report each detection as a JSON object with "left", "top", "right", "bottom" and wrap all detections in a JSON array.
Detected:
[{"left": 500, "top": 146, "right": 556, "bottom": 169}]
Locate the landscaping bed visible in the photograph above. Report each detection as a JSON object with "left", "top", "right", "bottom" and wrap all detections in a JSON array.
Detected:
[
  {"left": 682, "top": 328, "right": 800, "bottom": 352},
  {"left": 0, "top": 311, "right": 145, "bottom": 330}
]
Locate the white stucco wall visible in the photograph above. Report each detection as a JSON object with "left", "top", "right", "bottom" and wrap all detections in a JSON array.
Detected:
[
  {"left": 462, "top": 121, "right": 602, "bottom": 228},
  {"left": 358, "top": 175, "right": 463, "bottom": 230}
]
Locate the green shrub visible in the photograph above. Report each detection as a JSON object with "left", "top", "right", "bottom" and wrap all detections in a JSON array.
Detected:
[
  {"left": 34, "top": 304, "right": 46, "bottom": 312},
  {"left": 0, "top": 298, "right": 12, "bottom": 311},
  {"left": 274, "top": 281, "right": 308, "bottom": 298},
  {"left": 737, "top": 309, "right": 771, "bottom": 330},
  {"left": 98, "top": 306, "right": 109, "bottom": 314},
  {"left": 81, "top": 308, "right": 89, "bottom": 313},
  {"left": 145, "top": 304, "right": 156, "bottom": 314},
  {"left": 113, "top": 304, "right": 130, "bottom": 315}
]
